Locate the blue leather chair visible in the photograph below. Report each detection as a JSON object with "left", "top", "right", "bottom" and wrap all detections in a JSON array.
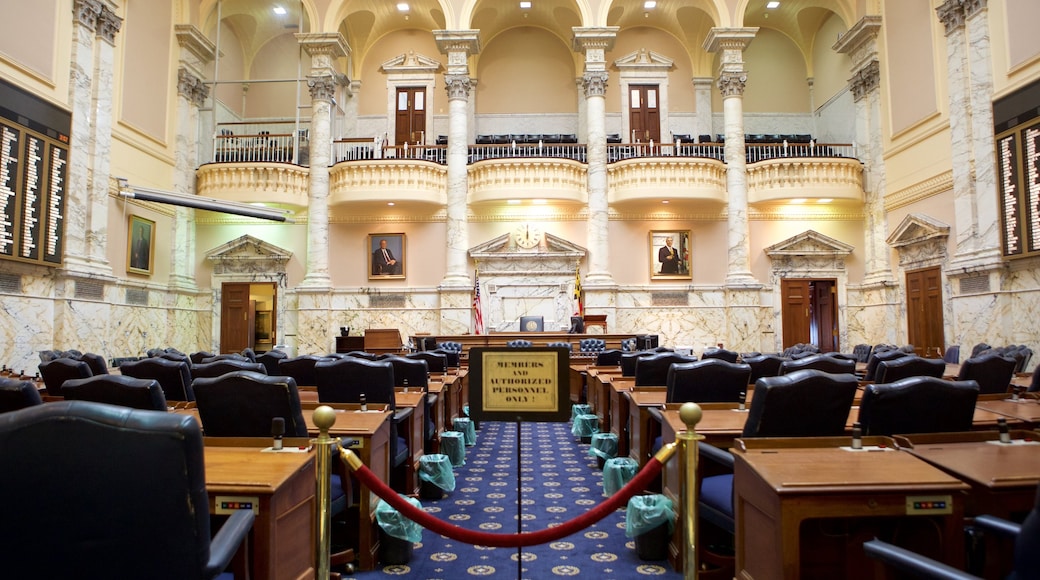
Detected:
[
  {"left": 857, "top": 376, "right": 978, "bottom": 436},
  {"left": 60, "top": 374, "right": 168, "bottom": 411},
  {"left": 506, "top": 339, "right": 533, "bottom": 348},
  {"left": 38, "top": 357, "right": 92, "bottom": 397},
  {"left": 191, "top": 371, "right": 308, "bottom": 438},
  {"left": 0, "top": 377, "right": 43, "bottom": 413},
  {"left": 119, "top": 356, "right": 196, "bottom": 402},
  {"left": 873, "top": 354, "right": 946, "bottom": 384}
]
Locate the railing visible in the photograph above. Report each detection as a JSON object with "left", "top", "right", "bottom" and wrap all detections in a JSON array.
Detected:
[
  {"left": 212, "top": 120, "right": 308, "bottom": 165},
  {"left": 746, "top": 142, "right": 858, "bottom": 163}
]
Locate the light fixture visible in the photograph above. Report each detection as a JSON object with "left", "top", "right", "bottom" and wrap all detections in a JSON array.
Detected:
[
  {"left": 387, "top": 202, "right": 395, "bottom": 206},
  {"left": 817, "top": 198, "right": 833, "bottom": 204},
  {"left": 272, "top": 5, "right": 287, "bottom": 15},
  {"left": 644, "top": 1, "right": 656, "bottom": 8},
  {"left": 117, "top": 181, "right": 293, "bottom": 222},
  {"left": 396, "top": 2, "right": 409, "bottom": 12},
  {"left": 520, "top": 1, "right": 532, "bottom": 8},
  {"left": 789, "top": 198, "right": 807, "bottom": 204},
  {"left": 661, "top": 200, "right": 670, "bottom": 204},
  {"left": 507, "top": 199, "right": 522, "bottom": 204},
  {"left": 766, "top": 1, "right": 780, "bottom": 8}
]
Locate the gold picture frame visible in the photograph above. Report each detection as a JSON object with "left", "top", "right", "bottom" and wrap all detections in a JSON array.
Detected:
[
  {"left": 368, "top": 233, "right": 406, "bottom": 279},
  {"left": 127, "top": 215, "right": 155, "bottom": 275},
  {"left": 650, "top": 230, "right": 691, "bottom": 280}
]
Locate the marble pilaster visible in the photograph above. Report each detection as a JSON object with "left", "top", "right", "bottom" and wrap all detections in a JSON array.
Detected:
[
  {"left": 692, "top": 77, "right": 713, "bottom": 141},
  {"left": 964, "top": 1, "right": 1000, "bottom": 264},
  {"left": 84, "top": 5, "right": 120, "bottom": 273}
]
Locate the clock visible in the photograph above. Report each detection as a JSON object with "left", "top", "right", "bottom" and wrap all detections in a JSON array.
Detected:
[{"left": 513, "top": 223, "right": 543, "bottom": 249}]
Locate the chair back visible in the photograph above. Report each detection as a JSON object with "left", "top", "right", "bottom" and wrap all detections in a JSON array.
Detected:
[
  {"left": 192, "top": 371, "right": 308, "bottom": 437},
  {"left": 700, "top": 347, "right": 739, "bottom": 363},
  {"left": 0, "top": 377, "right": 42, "bottom": 413},
  {"left": 406, "top": 351, "right": 447, "bottom": 373},
  {"left": 863, "top": 349, "right": 909, "bottom": 381},
  {"left": 0, "top": 401, "right": 229, "bottom": 579},
  {"left": 276, "top": 355, "right": 328, "bottom": 386},
  {"left": 506, "top": 339, "right": 533, "bottom": 348},
  {"left": 579, "top": 338, "right": 606, "bottom": 353},
  {"left": 346, "top": 350, "right": 380, "bottom": 360},
  {"left": 315, "top": 357, "right": 396, "bottom": 407},
  {"left": 851, "top": 344, "right": 872, "bottom": 363},
  {"left": 119, "top": 357, "right": 195, "bottom": 402},
  {"left": 620, "top": 352, "right": 653, "bottom": 376},
  {"left": 857, "top": 377, "right": 978, "bottom": 436},
  {"left": 873, "top": 355, "right": 946, "bottom": 384},
  {"left": 200, "top": 353, "right": 248, "bottom": 363},
  {"left": 956, "top": 352, "right": 1018, "bottom": 394},
  {"left": 256, "top": 350, "right": 288, "bottom": 375},
  {"left": 547, "top": 341, "right": 572, "bottom": 351},
  {"left": 436, "top": 341, "right": 462, "bottom": 353},
  {"left": 430, "top": 348, "right": 461, "bottom": 368},
  {"left": 382, "top": 355, "right": 429, "bottom": 389},
  {"left": 779, "top": 353, "right": 856, "bottom": 376},
  {"left": 633, "top": 351, "right": 697, "bottom": 386},
  {"left": 191, "top": 359, "right": 265, "bottom": 379},
  {"left": 188, "top": 350, "right": 215, "bottom": 365},
  {"left": 595, "top": 349, "right": 623, "bottom": 366},
  {"left": 744, "top": 354, "right": 786, "bottom": 383},
  {"left": 239, "top": 348, "right": 257, "bottom": 363},
  {"left": 79, "top": 352, "right": 109, "bottom": 375},
  {"left": 743, "top": 370, "right": 858, "bottom": 438},
  {"left": 38, "top": 357, "right": 93, "bottom": 396},
  {"left": 942, "top": 345, "right": 960, "bottom": 364},
  {"left": 970, "top": 342, "right": 992, "bottom": 358},
  {"left": 666, "top": 359, "right": 752, "bottom": 403},
  {"left": 60, "top": 375, "right": 168, "bottom": 411}
]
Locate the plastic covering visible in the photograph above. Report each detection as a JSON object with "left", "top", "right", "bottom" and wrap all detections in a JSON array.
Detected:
[
  {"left": 571, "top": 403, "right": 591, "bottom": 421},
  {"left": 602, "top": 457, "right": 638, "bottom": 496},
  {"left": 440, "top": 431, "right": 466, "bottom": 466},
  {"left": 625, "top": 494, "right": 675, "bottom": 538},
  {"left": 571, "top": 413, "right": 600, "bottom": 437},
  {"left": 418, "top": 453, "right": 456, "bottom": 491},
  {"left": 453, "top": 417, "right": 476, "bottom": 446},
  {"left": 589, "top": 432, "right": 618, "bottom": 460},
  {"left": 376, "top": 495, "right": 423, "bottom": 542}
]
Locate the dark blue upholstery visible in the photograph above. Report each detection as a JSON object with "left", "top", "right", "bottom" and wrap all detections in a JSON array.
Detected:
[
  {"left": 580, "top": 338, "right": 606, "bottom": 353},
  {"left": 192, "top": 371, "right": 308, "bottom": 437},
  {"left": 0, "top": 401, "right": 253, "bottom": 579},
  {"left": 857, "top": 377, "right": 978, "bottom": 436},
  {"left": 430, "top": 347, "right": 461, "bottom": 368},
  {"left": 407, "top": 351, "right": 447, "bottom": 373},
  {"left": 256, "top": 349, "right": 288, "bottom": 375},
  {"left": 277, "top": 354, "right": 329, "bottom": 387},
  {"left": 506, "top": 339, "right": 533, "bottom": 348},
  {"left": 61, "top": 375, "right": 168, "bottom": 411},
  {"left": 744, "top": 354, "right": 786, "bottom": 383},
  {"left": 191, "top": 359, "right": 265, "bottom": 379},
  {"left": 38, "top": 357, "right": 92, "bottom": 397},
  {"left": 873, "top": 355, "right": 946, "bottom": 384},
  {"left": 943, "top": 345, "right": 960, "bottom": 364},
  {"left": 119, "top": 356, "right": 196, "bottom": 402},
  {"left": 779, "top": 353, "right": 855, "bottom": 376},
  {"left": 595, "top": 349, "right": 623, "bottom": 366},
  {"left": 956, "top": 352, "right": 1017, "bottom": 395},
  {"left": 547, "top": 341, "right": 572, "bottom": 351},
  {"left": 666, "top": 359, "right": 752, "bottom": 403},
  {"left": 851, "top": 343, "right": 872, "bottom": 363},
  {"left": 0, "top": 377, "right": 43, "bottom": 413},
  {"left": 633, "top": 352, "right": 697, "bottom": 386}
]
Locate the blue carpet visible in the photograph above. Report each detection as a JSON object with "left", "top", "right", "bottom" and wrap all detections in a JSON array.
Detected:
[{"left": 347, "top": 420, "right": 683, "bottom": 579}]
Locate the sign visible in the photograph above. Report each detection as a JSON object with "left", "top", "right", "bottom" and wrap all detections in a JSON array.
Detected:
[{"left": 467, "top": 347, "right": 570, "bottom": 422}]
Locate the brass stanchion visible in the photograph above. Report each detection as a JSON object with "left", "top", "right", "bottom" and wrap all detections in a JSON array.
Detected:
[
  {"left": 677, "top": 402, "right": 704, "bottom": 579},
  {"left": 313, "top": 405, "right": 338, "bottom": 579}
]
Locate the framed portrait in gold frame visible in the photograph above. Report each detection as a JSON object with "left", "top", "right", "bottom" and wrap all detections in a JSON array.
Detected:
[
  {"left": 649, "top": 230, "right": 691, "bottom": 280},
  {"left": 368, "top": 233, "right": 406, "bottom": 279},
  {"left": 127, "top": 215, "right": 155, "bottom": 275}
]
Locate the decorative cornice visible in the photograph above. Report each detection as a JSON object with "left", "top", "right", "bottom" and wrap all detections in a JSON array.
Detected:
[
  {"left": 833, "top": 16, "right": 882, "bottom": 70},
  {"left": 963, "top": 0, "right": 987, "bottom": 20},
  {"left": 73, "top": 0, "right": 101, "bottom": 32},
  {"left": 96, "top": 5, "right": 122, "bottom": 45},
  {"left": 850, "top": 60, "right": 880, "bottom": 101},
  {"left": 174, "top": 25, "right": 216, "bottom": 67},
  {"left": 582, "top": 71, "right": 609, "bottom": 98},
  {"left": 717, "top": 71, "right": 747, "bottom": 97},
  {"left": 433, "top": 30, "right": 481, "bottom": 57},
  {"left": 177, "top": 67, "right": 208, "bottom": 107},
  {"left": 702, "top": 28, "right": 758, "bottom": 53},
  {"left": 884, "top": 171, "right": 953, "bottom": 211},
  {"left": 572, "top": 27, "right": 619, "bottom": 53}
]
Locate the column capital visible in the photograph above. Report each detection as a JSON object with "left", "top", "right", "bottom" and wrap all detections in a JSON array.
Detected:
[
  {"left": 717, "top": 71, "right": 747, "bottom": 98},
  {"left": 936, "top": 0, "right": 966, "bottom": 36},
  {"left": 73, "top": 0, "right": 102, "bottom": 32},
  {"left": 307, "top": 75, "right": 341, "bottom": 102},
  {"left": 177, "top": 67, "right": 209, "bottom": 108},
  {"left": 963, "top": 0, "right": 987, "bottom": 20},
  {"left": 849, "top": 60, "right": 880, "bottom": 102},
  {"left": 433, "top": 30, "right": 480, "bottom": 56},
  {"left": 581, "top": 71, "right": 609, "bottom": 98},
  {"left": 296, "top": 32, "right": 349, "bottom": 74},
  {"left": 702, "top": 28, "right": 758, "bottom": 54},
  {"left": 96, "top": 5, "right": 122, "bottom": 45},
  {"left": 444, "top": 74, "right": 472, "bottom": 101}
]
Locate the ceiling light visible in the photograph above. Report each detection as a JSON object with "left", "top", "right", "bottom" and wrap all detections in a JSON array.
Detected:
[
  {"left": 273, "top": 5, "right": 287, "bottom": 15},
  {"left": 117, "top": 182, "right": 293, "bottom": 222},
  {"left": 661, "top": 200, "right": 670, "bottom": 204},
  {"left": 766, "top": 1, "right": 780, "bottom": 8},
  {"left": 817, "top": 198, "right": 833, "bottom": 204},
  {"left": 520, "top": 1, "right": 532, "bottom": 8},
  {"left": 789, "top": 198, "right": 806, "bottom": 204},
  {"left": 387, "top": 202, "right": 395, "bottom": 206},
  {"left": 532, "top": 199, "right": 548, "bottom": 205},
  {"left": 644, "top": 1, "right": 657, "bottom": 8},
  {"left": 397, "top": 2, "right": 409, "bottom": 12}
]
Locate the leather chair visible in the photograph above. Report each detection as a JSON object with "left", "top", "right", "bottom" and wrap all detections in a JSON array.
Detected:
[
  {"left": 0, "top": 377, "right": 43, "bottom": 413},
  {"left": 314, "top": 357, "right": 411, "bottom": 491},
  {"left": 699, "top": 347, "right": 739, "bottom": 363},
  {"left": 633, "top": 352, "right": 697, "bottom": 386},
  {"left": 276, "top": 357, "right": 328, "bottom": 388},
  {"left": 506, "top": 339, "right": 533, "bottom": 348},
  {"left": 666, "top": 359, "right": 752, "bottom": 403},
  {"left": 79, "top": 352, "right": 109, "bottom": 375},
  {"left": 873, "top": 354, "right": 946, "bottom": 384},
  {"left": 0, "top": 401, "right": 253, "bottom": 579},
  {"left": 407, "top": 351, "right": 447, "bottom": 373},
  {"left": 256, "top": 349, "right": 288, "bottom": 375},
  {"left": 851, "top": 343, "right": 872, "bottom": 363},
  {"left": 970, "top": 342, "right": 992, "bottom": 358},
  {"left": 192, "top": 371, "right": 308, "bottom": 438},
  {"left": 744, "top": 354, "right": 786, "bottom": 383},
  {"left": 382, "top": 355, "right": 429, "bottom": 390},
  {"left": 119, "top": 357, "right": 196, "bottom": 402},
  {"left": 191, "top": 359, "right": 265, "bottom": 379},
  {"left": 60, "top": 374, "right": 168, "bottom": 411},
  {"left": 200, "top": 353, "right": 248, "bottom": 363},
  {"left": 239, "top": 347, "right": 257, "bottom": 363},
  {"left": 943, "top": 345, "right": 961, "bottom": 364},
  {"left": 957, "top": 352, "right": 1017, "bottom": 395},
  {"left": 346, "top": 350, "right": 380, "bottom": 360},
  {"left": 430, "top": 347, "right": 460, "bottom": 369},
  {"left": 864, "top": 482, "right": 1040, "bottom": 579},
  {"left": 38, "top": 357, "right": 93, "bottom": 397},
  {"left": 437, "top": 341, "right": 463, "bottom": 353},
  {"left": 595, "top": 349, "right": 623, "bottom": 366},
  {"left": 547, "top": 341, "right": 572, "bottom": 351},
  {"left": 189, "top": 350, "right": 215, "bottom": 365},
  {"left": 857, "top": 377, "right": 978, "bottom": 436},
  {"left": 863, "top": 348, "right": 909, "bottom": 381},
  {"left": 620, "top": 351, "right": 653, "bottom": 376},
  {"left": 779, "top": 353, "right": 856, "bottom": 376},
  {"left": 579, "top": 338, "right": 606, "bottom": 353}
]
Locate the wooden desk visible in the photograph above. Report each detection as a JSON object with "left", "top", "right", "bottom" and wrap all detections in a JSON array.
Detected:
[
  {"left": 606, "top": 376, "right": 635, "bottom": 455},
  {"left": 624, "top": 387, "right": 664, "bottom": 465},
  {"left": 203, "top": 444, "right": 316, "bottom": 580},
  {"left": 733, "top": 438, "right": 969, "bottom": 580},
  {"left": 976, "top": 397, "right": 1040, "bottom": 427},
  {"left": 569, "top": 362, "right": 589, "bottom": 404},
  {"left": 394, "top": 390, "right": 427, "bottom": 495},
  {"left": 364, "top": 328, "right": 404, "bottom": 354},
  {"left": 586, "top": 367, "right": 622, "bottom": 431}
]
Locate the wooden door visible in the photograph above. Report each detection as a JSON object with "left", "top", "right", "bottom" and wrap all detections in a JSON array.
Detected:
[
  {"left": 394, "top": 87, "right": 426, "bottom": 145},
  {"left": 781, "top": 279, "right": 811, "bottom": 348},
  {"left": 812, "top": 280, "right": 838, "bottom": 353},
  {"left": 906, "top": 267, "right": 944, "bottom": 357},
  {"left": 220, "top": 283, "right": 251, "bottom": 354},
  {"left": 628, "top": 85, "right": 660, "bottom": 143}
]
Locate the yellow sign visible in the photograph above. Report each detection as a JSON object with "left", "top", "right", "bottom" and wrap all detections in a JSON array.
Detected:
[{"left": 481, "top": 351, "right": 559, "bottom": 413}]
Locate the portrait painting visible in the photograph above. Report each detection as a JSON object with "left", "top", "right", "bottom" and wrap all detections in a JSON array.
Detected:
[
  {"left": 368, "top": 233, "right": 406, "bottom": 279},
  {"left": 127, "top": 215, "right": 155, "bottom": 275},
  {"left": 649, "top": 230, "right": 691, "bottom": 280}
]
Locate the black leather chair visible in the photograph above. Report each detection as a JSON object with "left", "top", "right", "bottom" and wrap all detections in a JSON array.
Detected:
[
  {"left": 191, "top": 359, "right": 265, "bottom": 379},
  {"left": 943, "top": 345, "right": 961, "bottom": 364},
  {"left": 38, "top": 357, "right": 93, "bottom": 396},
  {"left": 276, "top": 357, "right": 328, "bottom": 388},
  {"left": 429, "top": 347, "right": 461, "bottom": 369},
  {"left": 851, "top": 343, "right": 872, "bottom": 363},
  {"left": 970, "top": 342, "right": 992, "bottom": 358},
  {"left": 240, "top": 347, "right": 257, "bottom": 363},
  {"left": 192, "top": 371, "right": 308, "bottom": 438},
  {"left": 119, "top": 357, "right": 196, "bottom": 402},
  {"left": 620, "top": 351, "right": 653, "bottom": 377},
  {"left": 79, "top": 352, "right": 109, "bottom": 375},
  {"left": 346, "top": 350, "right": 380, "bottom": 360},
  {"left": 666, "top": 359, "right": 752, "bottom": 403},
  {"left": 580, "top": 338, "right": 607, "bottom": 353},
  {"left": 779, "top": 353, "right": 856, "bottom": 375},
  {"left": 862, "top": 348, "right": 909, "bottom": 381},
  {"left": 189, "top": 350, "right": 215, "bottom": 364},
  {"left": 864, "top": 482, "right": 1040, "bottom": 580},
  {"left": 506, "top": 339, "right": 533, "bottom": 348},
  {"left": 700, "top": 347, "right": 739, "bottom": 363},
  {"left": 857, "top": 376, "right": 978, "bottom": 436},
  {"left": 256, "top": 349, "right": 288, "bottom": 375},
  {"left": 547, "top": 341, "right": 572, "bottom": 351},
  {"left": 60, "top": 374, "right": 168, "bottom": 411},
  {"left": 0, "top": 377, "right": 43, "bottom": 413},
  {"left": 200, "top": 353, "right": 249, "bottom": 363},
  {"left": 382, "top": 355, "right": 428, "bottom": 390},
  {"left": 407, "top": 351, "right": 447, "bottom": 373},
  {"left": 744, "top": 354, "right": 786, "bottom": 383},
  {"left": 436, "top": 341, "right": 462, "bottom": 353},
  {"left": 873, "top": 354, "right": 946, "bottom": 384},
  {"left": 595, "top": 349, "right": 623, "bottom": 366},
  {"left": 634, "top": 352, "right": 698, "bottom": 386},
  {"left": 957, "top": 352, "right": 1017, "bottom": 395},
  {"left": 0, "top": 401, "right": 253, "bottom": 579}
]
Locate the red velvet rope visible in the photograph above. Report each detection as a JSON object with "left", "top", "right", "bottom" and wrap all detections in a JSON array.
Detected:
[{"left": 349, "top": 455, "right": 665, "bottom": 548}]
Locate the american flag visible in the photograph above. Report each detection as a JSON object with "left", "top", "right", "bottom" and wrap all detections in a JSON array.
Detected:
[{"left": 472, "top": 268, "right": 485, "bottom": 334}]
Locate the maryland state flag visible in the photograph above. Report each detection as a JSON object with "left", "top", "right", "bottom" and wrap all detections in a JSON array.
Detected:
[{"left": 573, "top": 264, "right": 583, "bottom": 316}]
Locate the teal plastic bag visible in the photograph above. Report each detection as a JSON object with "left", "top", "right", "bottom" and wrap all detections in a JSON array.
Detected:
[
  {"left": 375, "top": 495, "right": 423, "bottom": 543},
  {"left": 625, "top": 494, "right": 675, "bottom": 538}
]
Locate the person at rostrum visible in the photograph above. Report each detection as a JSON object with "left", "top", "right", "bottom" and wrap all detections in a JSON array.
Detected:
[
  {"left": 372, "top": 238, "right": 400, "bottom": 275},
  {"left": 658, "top": 236, "right": 680, "bottom": 274}
]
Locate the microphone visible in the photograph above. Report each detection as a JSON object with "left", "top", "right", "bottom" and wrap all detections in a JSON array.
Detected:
[
  {"left": 272, "top": 417, "right": 285, "bottom": 450},
  {"left": 998, "top": 417, "right": 1011, "bottom": 444},
  {"left": 851, "top": 421, "right": 863, "bottom": 450}
]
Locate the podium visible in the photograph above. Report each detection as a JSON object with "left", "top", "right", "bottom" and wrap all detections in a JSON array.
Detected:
[{"left": 582, "top": 314, "right": 607, "bottom": 333}]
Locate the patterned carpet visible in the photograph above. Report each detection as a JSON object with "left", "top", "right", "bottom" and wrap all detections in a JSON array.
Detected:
[{"left": 347, "top": 420, "right": 684, "bottom": 579}]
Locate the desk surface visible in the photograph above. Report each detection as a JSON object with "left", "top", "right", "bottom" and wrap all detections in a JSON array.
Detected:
[{"left": 204, "top": 445, "right": 314, "bottom": 491}]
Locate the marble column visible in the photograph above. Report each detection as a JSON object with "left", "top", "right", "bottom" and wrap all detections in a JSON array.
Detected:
[
  {"left": 573, "top": 27, "right": 618, "bottom": 287},
  {"left": 62, "top": 0, "right": 102, "bottom": 274},
  {"left": 963, "top": 0, "right": 1000, "bottom": 262},
  {"left": 692, "top": 77, "right": 713, "bottom": 141},
  {"left": 705, "top": 29, "right": 757, "bottom": 285},
  {"left": 84, "top": 6, "right": 120, "bottom": 273},
  {"left": 297, "top": 34, "right": 348, "bottom": 288},
  {"left": 434, "top": 30, "right": 480, "bottom": 289}
]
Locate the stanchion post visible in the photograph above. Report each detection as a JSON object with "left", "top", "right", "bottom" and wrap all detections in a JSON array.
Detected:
[
  {"left": 313, "top": 405, "right": 338, "bottom": 579},
  {"left": 676, "top": 402, "right": 704, "bottom": 579}
]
